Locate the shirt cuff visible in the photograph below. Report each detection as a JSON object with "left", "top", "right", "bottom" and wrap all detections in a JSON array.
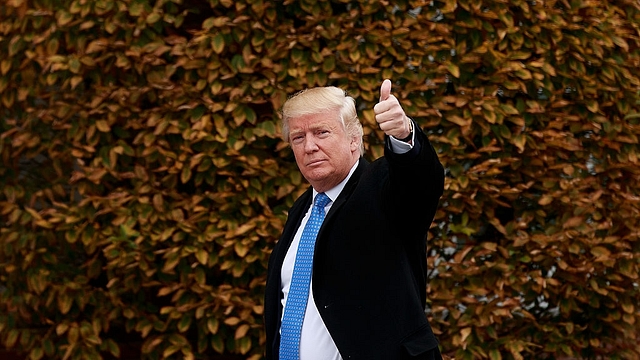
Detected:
[{"left": 388, "top": 134, "right": 414, "bottom": 154}]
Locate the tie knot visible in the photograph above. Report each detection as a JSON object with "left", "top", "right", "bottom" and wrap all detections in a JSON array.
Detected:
[{"left": 314, "top": 193, "right": 331, "bottom": 209}]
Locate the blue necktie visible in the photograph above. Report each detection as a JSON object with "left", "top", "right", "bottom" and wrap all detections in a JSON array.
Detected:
[{"left": 279, "top": 192, "right": 331, "bottom": 360}]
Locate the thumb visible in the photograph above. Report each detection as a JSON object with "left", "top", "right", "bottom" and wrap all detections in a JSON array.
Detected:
[{"left": 379, "top": 79, "right": 391, "bottom": 102}]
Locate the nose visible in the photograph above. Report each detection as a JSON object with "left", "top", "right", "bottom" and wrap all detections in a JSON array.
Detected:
[{"left": 304, "top": 137, "right": 319, "bottom": 153}]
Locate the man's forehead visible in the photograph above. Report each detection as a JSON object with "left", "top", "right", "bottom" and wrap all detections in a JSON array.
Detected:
[{"left": 290, "top": 117, "right": 340, "bottom": 129}]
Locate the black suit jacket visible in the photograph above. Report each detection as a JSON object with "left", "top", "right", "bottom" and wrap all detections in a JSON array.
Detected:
[{"left": 264, "top": 125, "right": 445, "bottom": 359}]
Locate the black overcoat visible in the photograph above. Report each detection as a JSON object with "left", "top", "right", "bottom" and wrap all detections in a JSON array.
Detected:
[{"left": 264, "top": 126, "right": 445, "bottom": 359}]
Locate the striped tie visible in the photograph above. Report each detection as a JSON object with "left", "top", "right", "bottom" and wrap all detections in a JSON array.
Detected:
[{"left": 279, "top": 193, "right": 331, "bottom": 359}]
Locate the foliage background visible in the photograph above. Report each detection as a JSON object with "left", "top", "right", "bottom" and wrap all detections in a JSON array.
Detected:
[{"left": 1, "top": 0, "right": 640, "bottom": 359}]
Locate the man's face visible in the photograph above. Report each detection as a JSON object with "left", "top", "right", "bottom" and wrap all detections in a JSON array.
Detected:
[{"left": 288, "top": 111, "right": 359, "bottom": 192}]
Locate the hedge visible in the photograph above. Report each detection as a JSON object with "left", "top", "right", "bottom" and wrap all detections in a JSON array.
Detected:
[{"left": 1, "top": 0, "right": 639, "bottom": 359}]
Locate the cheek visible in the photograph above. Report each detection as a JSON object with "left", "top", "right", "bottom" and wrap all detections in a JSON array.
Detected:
[{"left": 292, "top": 147, "right": 304, "bottom": 161}]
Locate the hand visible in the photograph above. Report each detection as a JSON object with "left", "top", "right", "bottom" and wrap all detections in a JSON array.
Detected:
[{"left": 373, "top": 79, "right": 412, "bottom": 140}]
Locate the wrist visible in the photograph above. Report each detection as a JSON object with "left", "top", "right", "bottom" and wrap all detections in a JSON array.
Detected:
[{"left": 397, "top": 120, "right": 413, "bottom": 142}]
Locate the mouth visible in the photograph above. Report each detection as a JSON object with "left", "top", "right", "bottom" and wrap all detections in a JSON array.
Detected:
[{"left": 306, "top": 159, "right": 326, "bottom": 167}]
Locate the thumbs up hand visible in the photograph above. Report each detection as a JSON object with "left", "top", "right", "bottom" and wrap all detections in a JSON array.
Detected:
[{"left": 373, "top": 79, "right": 412, "bottom": 141}]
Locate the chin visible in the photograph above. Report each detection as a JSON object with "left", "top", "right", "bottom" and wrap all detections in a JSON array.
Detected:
[{"left": 303, "top": 169, "right": 330, "bottom": 184}]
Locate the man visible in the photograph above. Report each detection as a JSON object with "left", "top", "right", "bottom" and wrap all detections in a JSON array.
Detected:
[{"left": 264, "top": 79, "right": 445, "bottom": 359}]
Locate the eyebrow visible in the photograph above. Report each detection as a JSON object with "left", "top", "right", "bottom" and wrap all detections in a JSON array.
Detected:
[{"left": 291, "top": 122, "right": 332, "bottom": 134}]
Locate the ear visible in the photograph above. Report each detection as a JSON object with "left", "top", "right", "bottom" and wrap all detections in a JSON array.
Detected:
[{"left": 350, "top": 135, "right": 360, "bottom": 152}]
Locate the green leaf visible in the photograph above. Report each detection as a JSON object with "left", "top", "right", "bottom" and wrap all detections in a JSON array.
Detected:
[
  {"left": 611, "top": 36, "right": 629, "bottom": 51},
  {"left": 212, "top": 33, "right": 225, "bottom": 54},
  {"left": 489, "top": 349, "right": 502, "bottom": 360},
  {"left": 194, "top": 267, "right": 206, "bottom": 285},
  {"left": 129, "top": 0, "right": 145, "bottom": 16},
  {"left": 207, "top": 318, "right": 219, "bottom": 334},
  {"left": 245, "top": 107, "right": 257, "bottom": 124},
  {"left": 590, "top": 246, "right": 611, "bottom": 258},
  {"left": 162, "top": 253, "right": 180, "bottom": 273},
  {"left": 56, "top": 10, "right": 73, "bottom": 26},
  {"left": 104, "top": 339, "right": 120, "bottom": 358},
  {"left": 5, "top": 329, "right": 19, "bottom": 348},
  {"left": 446, "top": 62, "right": 460, "bottom": 78},
  {"left": 68, "top": 57, "right": 81, "bottom": 74},
  {"left": 68, "top": 325, "right": 79, "bottom": 345},
  {"left": 202, "top": 17, "right": 216, "bottom": 30},
  {"left": 181, "top": 166, "right": 192, "bottom": 183},
  {"left": 29, "top": 347, "right": 44, "bottom": 360},
  {"left": 58, "top": 293, "right": 73, "bottom": 315},
  {"left": 586, "top": 99, "right": 599, "bottom": 113},
  {"left": 177, "top": 315, "right": 192, "bottom": 333},
  {"left": 237, "top": 337, "right": 251, "bottom": 355},
  {"left": 211, "top": 335, "right": 224, "bottom": 353},
  {"left": 146, "top": 12, "right": 161, "bottom": 24},
  {"left": 42, "top": 339, "right": 54, "bottom": 356},
  {"left": 195, "top": 249, "right": 208, "bottom": 265},
  {"left": 162, "top": 345, "right": 180, "bottom": 358}
]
